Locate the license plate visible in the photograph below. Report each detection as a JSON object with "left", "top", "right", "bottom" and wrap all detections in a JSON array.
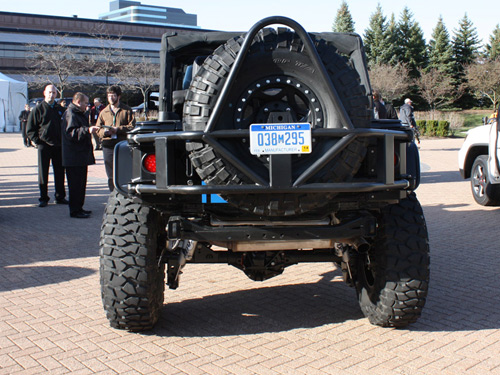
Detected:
[{"left": 249, "top": 123, "right": 312, "bottom": 155}]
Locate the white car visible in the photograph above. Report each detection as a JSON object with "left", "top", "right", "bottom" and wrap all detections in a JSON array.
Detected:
[{"left": 458, "top": 115, "right": 500, "bottom": 205}]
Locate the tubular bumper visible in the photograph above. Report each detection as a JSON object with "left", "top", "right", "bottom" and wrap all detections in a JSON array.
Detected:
[{"left": 118, "top": 127, "right": 412, "bottom": 196}]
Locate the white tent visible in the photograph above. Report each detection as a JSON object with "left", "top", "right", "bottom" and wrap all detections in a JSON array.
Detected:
[{"left": 0, "top": 73, "right": 28, "bottom": 132}]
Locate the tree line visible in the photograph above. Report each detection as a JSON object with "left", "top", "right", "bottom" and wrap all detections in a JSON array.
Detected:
[
  {"left": 24, "top": 24, "right": 159, "bottom": 106},
  {"left": 333, "top": 1, "right": 500, "bottom": 111}
]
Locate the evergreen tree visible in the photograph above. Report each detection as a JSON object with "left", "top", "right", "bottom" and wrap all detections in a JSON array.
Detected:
[
  {"left": 427, "top": 16, "right": 454, "bottom": 76},
  {"left": 396, "top": 7, "right": 427, "bottom": 78},
  {"left": 332, "top": 1, "right": 355, "bottom": 33},
  {"left": 384, "top": 13, "right": 401, "bottom": 66},
  {"left": 485, "top": 24, "right": 500, "bottom": 59},
  {"left": 363, "top": 4, "right": 387, "bottom": 64},
  {"left": 452, "top": 13, "right": 481, "bottom": 108},
  {"left": 452, "top": 14, "right": 481, "bottom": 66}
]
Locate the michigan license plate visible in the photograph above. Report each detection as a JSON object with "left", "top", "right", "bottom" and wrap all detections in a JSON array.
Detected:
[{"left": 249, "top": 123, "right": 312, "bottom": 155}]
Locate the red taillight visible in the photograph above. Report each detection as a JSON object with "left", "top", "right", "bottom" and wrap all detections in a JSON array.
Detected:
[{"left": 143, "top": 154, "right": 156, "bottom": 173}]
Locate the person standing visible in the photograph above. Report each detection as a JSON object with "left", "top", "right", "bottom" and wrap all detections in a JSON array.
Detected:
[
  {"left": 372, "top": 91, "right": 387, "bottom": 119},
  {"left": 96, "top": 85, "right": 135, "bottom": 191},
  {"left": 26, "top": 84, "right": 68, "bottom": 207},
  {"left": 384, "top": 101, "right": 399, "bottom": 120},
  {"left": 399, "top": 98, "right": 420, "bottom": 144},
  {"left": 89, "top": 98, "right": 104, "bottom": 150},
  {"left": 19, "top": 104, "right": 33, "bottom": 147},
  {"left": 61, "top": 92, "right": 98, "bottom": 218},
  {"left": 379, "top": 95, "right": 398, "bottom": 120}
]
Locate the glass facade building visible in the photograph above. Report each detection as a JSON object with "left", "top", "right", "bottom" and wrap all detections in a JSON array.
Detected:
[{"left": 99, "top": 1, "right": 198, "bottom": 28}]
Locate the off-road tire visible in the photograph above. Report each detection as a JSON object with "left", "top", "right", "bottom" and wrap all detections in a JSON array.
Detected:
[
  {"left": 471, "top": 155, "right": 500, "bottom": 206},
  {"left": 355, "top": 193, "right": 430, "bottom": 327},
  {"left": 183, "top": 28, "right": 371, "bottom": 216},
  {"left": 100, "top": 191, "right": 166, "bottom": 331}
]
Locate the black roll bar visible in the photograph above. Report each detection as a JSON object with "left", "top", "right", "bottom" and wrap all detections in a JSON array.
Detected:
[{"left": 204, "top": 16, "right": 355, "bottom": 133}]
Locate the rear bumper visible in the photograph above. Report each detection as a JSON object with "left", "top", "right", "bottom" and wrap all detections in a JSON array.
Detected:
[{"left": 115, "top": 127, "right": 414, "bottom": 198}]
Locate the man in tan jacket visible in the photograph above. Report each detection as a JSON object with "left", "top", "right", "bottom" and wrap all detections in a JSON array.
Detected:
[{"left": 96, "top": 85, "right": 136, "bottom": 191}]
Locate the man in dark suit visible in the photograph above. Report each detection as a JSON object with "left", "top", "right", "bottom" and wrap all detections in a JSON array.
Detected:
[
  {"left": 61, "top": 92, "right": 98, "bottom": 218},
  {"left": 26, "top": 84, "right": 68, "bottom": 207}
]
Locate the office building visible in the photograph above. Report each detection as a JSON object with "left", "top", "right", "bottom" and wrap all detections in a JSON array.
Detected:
[
  {"left": 99, "top": 1, "right": 198, "bottom": 28},
  {"left": 0, "top": 9, "right": 203, "bottom": 81}
]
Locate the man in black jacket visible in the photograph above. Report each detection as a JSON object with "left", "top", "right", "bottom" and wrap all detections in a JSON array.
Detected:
[
  {"left": 19, "top": 104, "right": 33, "bottom": 147},
  {"left": 384, "top": 102, "right": 399, "bottom": 120},
  {"left": 26, "top": 84, "right": 67, "bottom": 207},
  {"left": 61, "top": 92, "right": 98, "bottom": 218},
  {"left": 372, "top": 91, "right": 387, "bottom": 119},
  {"left": 399, "top": 98, "right": 420, "bottom": 144}
]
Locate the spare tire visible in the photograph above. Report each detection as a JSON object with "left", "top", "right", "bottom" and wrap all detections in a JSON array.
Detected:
[{"left": 183, "top": 28, "right": 371, "bottom": 216}]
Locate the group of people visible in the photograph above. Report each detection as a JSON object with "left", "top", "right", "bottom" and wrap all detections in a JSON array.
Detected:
[
  {"left": 372, "top": 91, "right": 419, "bottom": 144},
  {"left": 25, "top": 84, "right": 135, "bottom": 218}
]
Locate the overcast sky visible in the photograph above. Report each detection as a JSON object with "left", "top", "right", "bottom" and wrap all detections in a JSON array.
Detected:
[{"left": 1, "top": 0, "right": 495, "bottom": 46}]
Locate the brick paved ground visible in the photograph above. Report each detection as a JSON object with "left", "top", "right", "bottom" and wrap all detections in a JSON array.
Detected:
[{"left": 1, "top": 133, "right": 499, "bottom": 374}]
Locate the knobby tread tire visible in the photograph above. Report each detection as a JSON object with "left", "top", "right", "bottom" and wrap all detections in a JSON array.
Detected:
[
  {"left": 99, "top": 191, "right": 165, "bottom": 332},
  {"left": 355, "top": 193, "right": 430, "bottom": 327},
  {"left": 183, "top": 29, "right": 371, "bottom": 216}
]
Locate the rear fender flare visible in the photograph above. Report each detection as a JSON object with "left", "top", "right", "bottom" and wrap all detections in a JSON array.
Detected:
[{"left": 114, "top": 141, "right": 133, "bottom": 196}]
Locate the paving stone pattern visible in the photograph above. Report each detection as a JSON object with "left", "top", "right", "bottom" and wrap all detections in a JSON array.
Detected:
[{"left": 1, "top": 133, "right": 499, "bottom": 374}]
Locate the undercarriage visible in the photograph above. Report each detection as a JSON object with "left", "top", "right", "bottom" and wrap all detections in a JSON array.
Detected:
[{"left": 162, "top": 210, "right": 375, "bottom": 287}]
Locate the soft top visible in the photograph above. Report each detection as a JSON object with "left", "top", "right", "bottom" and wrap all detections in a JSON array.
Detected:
[
  {"left": 161, "top": 29, "right": 370, "bottom": 93},
  {"left": 163, "top": 31, "right": 243, "bottom": 54},
  {"left": 163, "top": 30, "right": 364, "bottom": 57}
]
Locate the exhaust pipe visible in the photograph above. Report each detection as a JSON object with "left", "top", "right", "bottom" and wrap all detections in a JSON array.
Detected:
[{"left": 343, "top": 237, "right": 370, "bottom": 253}]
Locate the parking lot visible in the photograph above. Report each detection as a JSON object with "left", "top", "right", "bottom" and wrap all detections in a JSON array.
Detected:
[{"left": 1, "top": 133, "right": 499, "bottom": 374}]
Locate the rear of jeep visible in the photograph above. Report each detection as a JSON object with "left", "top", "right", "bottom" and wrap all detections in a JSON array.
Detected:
[{"left": 99, "top": 17, "right": 429, "bottom": 332}]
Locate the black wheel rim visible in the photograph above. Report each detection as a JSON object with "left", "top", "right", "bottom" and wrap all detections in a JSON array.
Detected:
[{"left": 233, "top": 75, "right": 324, "bottom": 129}]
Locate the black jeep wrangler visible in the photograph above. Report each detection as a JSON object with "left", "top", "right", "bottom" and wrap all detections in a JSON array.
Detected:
[{"left": 99, "top": 17, "right": 429, "bottom": 332}]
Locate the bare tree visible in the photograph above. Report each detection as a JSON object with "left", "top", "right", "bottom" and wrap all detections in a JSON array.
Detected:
[
  {"left": 25, "top": 32, "right": 82, "bottom": 98},
  {"left": 416, "top": 67, "right": 455, "bottom": 113},
  {"left": 117, "top": 56, "right": 160, "bottom": 119},
  {"left": 87, "top": 23, "right": 125, "bottom": 86},
  {"left": 465, "top": 58, "right": 500, "bottom": 109},
  {"left": 368, "top": 62, "right": 411, "bottom": 103}
]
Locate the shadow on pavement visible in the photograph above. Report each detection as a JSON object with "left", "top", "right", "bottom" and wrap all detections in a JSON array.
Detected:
[
  {"left": 0, "top": 164, "right": 37, "bottom": 169},
  {"left": 0, "top": 180, "right": 109, "bottom": 267},
  {"left": 0, "top": 148, "right": 22, "bottom": 153},
  {"left": 421, "top": 170, "right": 463, "bottom": 184},
  {"left": 423, "top": 147, "right": 461, "bottom": 152},
  {"left": 0, "top": 265, "right": 96, "bottom": 292},
  {"left": 153, "top": 270, "right": 365, "bottom": 336}
]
